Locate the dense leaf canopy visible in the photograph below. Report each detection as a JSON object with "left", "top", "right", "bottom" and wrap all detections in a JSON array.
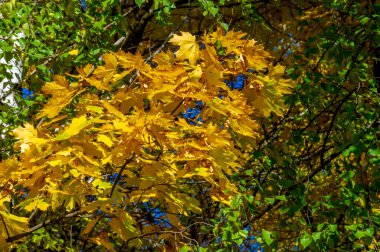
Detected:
[{"left": 0, "top": 0, "right": 380, "bottom": 251}]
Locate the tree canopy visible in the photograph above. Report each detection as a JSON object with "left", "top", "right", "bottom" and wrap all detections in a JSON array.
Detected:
[{"left": 0, "top": 0, "right": 380, "bottom": 251}]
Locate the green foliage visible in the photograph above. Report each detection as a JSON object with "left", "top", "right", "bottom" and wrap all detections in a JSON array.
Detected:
[{"left": 213, "top": 196, "right": 248, "bottom": 248}]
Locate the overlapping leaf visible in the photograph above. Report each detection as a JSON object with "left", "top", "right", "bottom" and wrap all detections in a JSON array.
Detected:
[{"left": 0, "top": 28, "right": 293, "bottom": 250}]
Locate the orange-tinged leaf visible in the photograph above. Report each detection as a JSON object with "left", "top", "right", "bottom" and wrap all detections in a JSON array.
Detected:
[
  {"left": 170, "top": 32, "right": 199, "bottom": 65},
  {"left": 109, "top": 213, "right": 136, "bottom": 241},
  {"left": 0, "top": 235, "right": 9, "bottom": 251},
  {"left": 89, "top": 237, "right": 116, "bottom": 252},
  {"left": 82, "top": 218, "right": 99, "bottom": 235}
]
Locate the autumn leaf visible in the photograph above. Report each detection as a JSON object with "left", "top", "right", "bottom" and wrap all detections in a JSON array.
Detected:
[
  {"left": 55, "top": 115, "right": 89, "bottom": 141},
  {"left": 170, "top": 32, "right": 199, "bottom": 65},
  {"left": 89, "top": 237, "right": 116, "bottom": 252},
  {"left": 97, "top": 134, "right": 113, "bottom": 147},
  {"left": 37, "top": 88, "right": 84, "bottom": 119},
  {"left": 24, "top": 198, "right": 50, "bottom": 211},
  {"left": 41, "top": 75, "right": 69, "bottom": 95},
  {"left": 0, "top": 236, "right": 8, "bottom": 251},
  {"left": 210, "top": 27, "right": 248, "bottom": 55},
  {"left": 0, "top": 197, "right": 29, "bottom": 237},
  {"left": 13, "top": 123, "right": 47, "bottom": 152},
  {"left": 69, "top": 49, "right": 79, "bottom": 56},
  {"left": 0, "top": 28, "right": 296, "bottom": 251},
  {"left": 229, "top": 118, "right": 259, "bottom": 138}
]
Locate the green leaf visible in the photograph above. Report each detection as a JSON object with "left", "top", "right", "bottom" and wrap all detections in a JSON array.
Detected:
[
  {"left": 265, "top": 197, "right": 275, "bottom": 204},
  {"left": 219, "top": 22, "right": 229, "bottom": 31},
  {"left": 279, "top": 205, "right": 289, "bottom": 214},
  {"left": 216, "top": 249, "right": 228, "bottom": 252},
  {"left": 300, "top": 232, "right": 312, "bottom": 249},
  {"left": 345, "top": 224, "right": 358, "bottom": 231},
  {"left": 317, "top": 223, "right": 325, "bottom": 231},
  {"left": 312, "top": 232, "right": 321, "bottom": 241},
  {"left": 275, "top": 195, "right": 287, "bottom": 201},
  {"left": 135, "top": 0, "right": 145, "bottom": 8},
  {"left": 239, "top": 230, "right": 248, "bottom": 237},
  {"left": 328, "top": 224, "right": 338, "bottom": 233},
  {"left": 262, "top": 229, "right": 273, "bottom": 245},
  {"left": 179, "top": 245, "right": 191, "bottom": 252},
  {"left": 355, "top": 230, "right": 366, "bottom": 239},
  {"left": 359, "top": 16, "right": 370, "bottom": 25},
  {"left": 365, "top": 228, "right": 374, "bottom": 237},
  {"left": 369, "top": 148, "right": 380, "bottom": 156}
]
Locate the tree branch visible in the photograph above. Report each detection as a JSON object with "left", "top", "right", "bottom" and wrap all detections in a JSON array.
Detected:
[
  {"left": 6, "top": 210, "right": 81, "bottom": 243},
  {"left": 108, "top": 153, "right": 135, "bottom": 198}
]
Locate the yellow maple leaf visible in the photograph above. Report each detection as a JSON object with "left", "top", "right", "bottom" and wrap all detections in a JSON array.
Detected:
[
  {"left": 210, "top": 27, "right": 248, "bottom": 55},
  {"left": 103, "top": 100, "right": 125, "bottom": 119},
  {"left": 55, "top": 115, "right": 89, "bottom": 141},
  {"left": 93, "top": 53, "right": 118, "bottom": 82},
  {"left": 183, "top": 168, "right": 208, "bottom": 178},
  {"left": 24, "top": 198, "right": 50, "bottom": 211},
  {"left": 13, "top": 123, "right": 38, "bottom": 143},
  {"left": 81, "top": 219, "right": 99, "bottom": 235},
  {"left": 229, "top": 118, "right": 259, "bottom": 138},
  {"left": 109, "top": 211, "right": 136, "bottom": 241},
  {"left": 89, "top": 237, "right": 116, "bottom": 252},
  {"left": 201, "top": 42, "right": 224, "bottom": 70},
  {"left": 0, "top": 197, "right": 29, "bottom": 237},
  {"left": 69, "top": 49, "right": 79, "bottom": 56},
  {"left": 247, "top": 65, "right": 294, "bottom": 116},
  {"left": 244, "top": 40, "right": 272, "bottom": 70},
  {"left": 204, "top": 65, "right": 225, "bottom": 90},
  {"left": 37, "top": 89, "right": 83, "bottom": 119},
  {"left": 13, "top": 123, "right": 47, "bottom": 152},
  {"left": 0, "top": 236, "right": 8, "bottom": 251},
  {"left": 169, "top": 32, "right": 199, "bottom": 65},
  {"left": 41, "top": 75, "right": 69, "bottom": 95},
  {"left": 97, "top": 134, "right": 113, "bottom": 147}
]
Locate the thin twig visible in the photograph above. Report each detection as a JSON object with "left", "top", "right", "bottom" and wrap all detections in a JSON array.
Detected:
[
  {"left": 104, "top": 7, "right": 137, "bottom": 30},
  {"left": 108, "top": 153, "right": 135, "bottom": 198},
  {"left": 0, "top": 214, "right": 10, "bottom": 239},
  {"left": 6, "top": 210, "right": 81, "bottom": 243},
  {"left": 144, "top": 16, "right": 188, "bottom": 63},
  {"left": 127, "top": 15, "right": 189, "bottom": 85}
]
